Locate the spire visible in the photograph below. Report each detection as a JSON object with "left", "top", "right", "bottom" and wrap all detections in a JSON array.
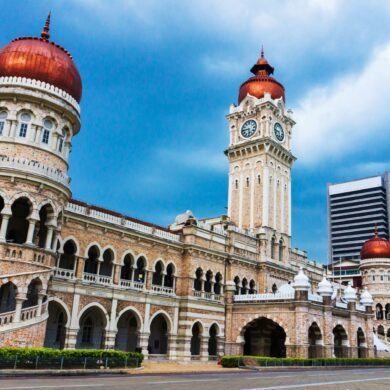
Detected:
[
  {"left": 261, "top": 45, "right": 264, "bottom": 58},
  {"left": 41, "top": 12, "right": 51, "bottom": 42},
  {"left": 374, "top": 224, "right": 378, "bottom": 237}
]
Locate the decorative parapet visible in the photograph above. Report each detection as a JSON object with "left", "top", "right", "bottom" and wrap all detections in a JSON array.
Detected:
[
  {"left": 0, "top": 76, "right": 80, "bottom": 114},
  {"left": 65, "top": 201, "right": 181, "bottom": 243},
  {"left": 234, "top": 292, "right": 295, "bottom": 302},
  {"left": 0, "top": 156, "right": 70, "bottom": 188}
]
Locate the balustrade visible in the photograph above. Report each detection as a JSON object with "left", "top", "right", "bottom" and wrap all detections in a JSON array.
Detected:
[
  {"left": 119, "top": 279, "right": 145, "bottom": 291},
  {"left": 0, "top": 310, "right": 14, "bottom": 325},
  {"left": 151, "top": 284, "right": 175, "bottom": 296},
  {"left": 83, "top": 273, "right": 113, "bottom": 286},
  {"left": 234, "top": 292, "right": 295, "bottom": 302},
  {"left": 54, "top": 268, "right": 75, "bottom": 280}
]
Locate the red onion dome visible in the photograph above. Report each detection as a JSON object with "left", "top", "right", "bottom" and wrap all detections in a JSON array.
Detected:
[
  {"left": 360, "top": 228, "right": 390, "bottom": 260},
  {"left": 0, "top": 13, "right": 82, "bottom": 103},
  {"left": 238, "top": 48, "right": 284, "bottom": 104}
]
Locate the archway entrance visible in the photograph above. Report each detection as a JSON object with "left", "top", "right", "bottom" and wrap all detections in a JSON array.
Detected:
[
  {"left": 357, "top": 328, "right": 367, "bottom": 358},
  {"left": 76, "top": 306, "right": 107, "bottom": 349},
  {"left": 44, "top": 301, "right": 68, "bottom": 349},
  {"left": 308, "top": 322, "right": 323, "bottom": 358},
  {"left": 243, "top": 317, "right": 286, "bottom": 357},
  {"left": 190, "top": 322, "right": 202, "bottom": 357},
  {"left": 148, "top": 314, "right": 168, "bottom": 355},
  {"left": 115, "top": 310, "right": 140, "bottom": 352},
  {"left": 208, "top": 324, "right": 218, "bottom": 358},
  {"left": 333, "top": 325, "right": 349, "bottom": 358}
]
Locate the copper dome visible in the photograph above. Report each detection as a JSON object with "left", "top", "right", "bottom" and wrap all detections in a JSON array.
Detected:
[
  {"left": 360, "top": 229, "right": 390, "bottom": 260},
  {"left": 0, "top": 14, "right": 82, "bottom": 102},
  {"left": 238, "top": 49, "right": 284, "bottom": 104}
]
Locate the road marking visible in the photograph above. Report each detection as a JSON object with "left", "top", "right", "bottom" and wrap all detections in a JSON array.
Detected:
[
  {"left": 241, "top": 376, "right": 390, "bottom": 390},
  {"left": 0, "top": 385, "right": 105, "bottom": 390}
]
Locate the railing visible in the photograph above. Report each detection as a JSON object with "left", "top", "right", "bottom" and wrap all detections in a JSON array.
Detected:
[
  {"left": 193, "top": 290, "right": 202, "bottom": 298},
  {"left": 335, "top": 302, "right": 348, "bottom": 309},
  {"left": 0, "top": 156, "right": 70, "bottom": 187},
  {"left": 308, "top": 293, "right": 323, "bottom": 303},
  {"left": 151, "top": 285, "right": 175, "bottom": 296},
  {"left": 83, "top": 273, "right": 112, "bottom": 286},
  {"left": 65, "top": 202, "right": 181, "bottom": 243},
  {"left": 1, "top": 242, "right": 55, "bottom": 268},
  {"left": 20, "top": 301, "right": 47, "bottom": 321},
  {"left": 234, "top": 292, "right": 295, "bottom": 302},
  {"left": 54, "top": 268, "right": 75, "bottom": 280},
  {"left": 0, "top": 76, "right": 80, "bottom": 113},
  {"left": 0, "top": 310, "right": 14, "bottom": 325},
  {"left": 119, "top": 279, "right": 144, "bottom": 291}
]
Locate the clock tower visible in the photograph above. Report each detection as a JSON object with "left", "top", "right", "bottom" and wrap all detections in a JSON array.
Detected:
[{"left": 226, "top": 50, "right": 296, "bottom": 259}]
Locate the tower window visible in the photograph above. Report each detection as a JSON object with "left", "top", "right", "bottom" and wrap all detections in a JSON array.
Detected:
[
  {"left": 235, "top": 179, "right": 238, "bottom": 189},
  {"left": 58, "top": 137, "right": 64, "bottom": 153},
  {"left": 42, "top": 119, "right": 53, "bottom": 145},
  {"left": 18, "top": 112, "right": 31, "bottom": 138},
  {"left": 0, "top": 111, "right": 7, "bottom": 136},
  {"left": 246, "top": 177, "right": 250, "bottom": 187},
  {"left": 257, "top": 175, "right": 261, "bottom": 184}
]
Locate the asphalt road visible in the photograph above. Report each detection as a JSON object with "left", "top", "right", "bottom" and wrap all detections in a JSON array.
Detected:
[{"left": 0, "top": 368, "right": 389, "bottom": 389}]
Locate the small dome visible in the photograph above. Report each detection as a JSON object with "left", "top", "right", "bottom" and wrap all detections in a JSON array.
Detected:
[
  {"left": 293, "top": 267, "right": 311, "bottom": 291},
  {"left": 360, "top": 228, "right": 390, "bottom": 260},
  {"left": 0, "top": 14, "right": 82, "bottom": 102},
  {"left": 279, "top": 282, "right": 294, "bottom": 294},
  {"left": 317, "top": 276, "right": 333, "bottom": 296},
  {"left": 360, "top": 287, "right": 373, "bottom": 306},
  {"left": 343, "top": 282, "right": 357, "bottom": 302},
  {"left": 238, "top": 48, "right": 285, "bottom": 104}
]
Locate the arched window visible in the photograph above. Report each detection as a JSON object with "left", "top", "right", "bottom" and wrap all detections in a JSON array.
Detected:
[
  {"left": 214, "top": 273, "right": 222, "bottom": 295},
  {"left": 100, "top": 249, "right": 114, "bottom": 277},
  {"left": 84, "top": 246, "right": 100, "bottom": 274},
  {"left": 6, "top": 197, "right": 32, "bottom": 244},
  {"left": 164, "top": 263, "right": 175, "bottom": 289},
  {"left": 134, "top": 257, "right": 146, "bottom": 284},
  {"left": 376, "top": 303, "right": 383, "bottom": 320},
  {"left": 194, "top": 268, "right": 203, "bottom": 291},
  {"left": 385, "top": 304, "right": 390, "bottom": 320},
  {"left": 270, "top": 237, "right": 275, "bottom": 259},
  {"left": 204, "top": 270, "right": 213, "bottom": 293},
  {"left": 246, "top": 177, "right": 250, "bottom": 187},
  {"left": 152, "top": 261, "right": 164, "bottom": 286},
  {"left": 272, "top": 283, "right": 278, "bottom": 294},
  {"left": 234, "top": 276, "right": 240, "bottom": 295},
  {"left": 42, "top": 118, "right": 53, "bottom": 145},
  {"left": 279, "top": 239, "right": 283, "bottom": 262},
  {"left": 120, "top": 254, "right": 134, "bottom": 281},
  {"left": 235, "top": 179, "right": 238, "bottom": 189},
  {"left": 59, "top": 240, "right": 77, "bottom": 270},
  {"left": 249, "top": 280, "right": 256, "bottom": 294},
  {"left": 0, "top": 110, "right": 7, "bottom": 136},
  {"left": 241, "top": 278, "right": 248, "bottom": 294},
  {"left": 18, "top": 112, "right": 31, "bottom": 138},
  {"left": 257, "top": 175, "right": 261, "bottom": 184}
]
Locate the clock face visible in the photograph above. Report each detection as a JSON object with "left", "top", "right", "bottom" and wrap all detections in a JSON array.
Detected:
[
  {"left": 241, "top": 120, "right": 257, "bottom": 138},
  {"left": 274, "top": 123, "right": 285, "bottom": 142}
]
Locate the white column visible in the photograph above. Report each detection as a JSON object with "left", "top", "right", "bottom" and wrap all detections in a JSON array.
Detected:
[
  {"left": 227, "top": 176, "right": 232, "bottom": 218},
  {"left": 9, "top": 120, "right": 17, "bottom": 138},
  {"left": 34, "top": 125, "right": 42, "bottom": 143},
  {"left": 238, "top": 173, "right": 243, "bottom": 228},
  {"left": 250, "top": 169, "right": 255, "bottom": 229},
  {"left": 14, "top": 296, "right": 26, "bottom": 323},
  {"left": 37, "top": 293, "right": 45, "bottom": 317},
  {"left": 262, "top": 166, "right": 269, "bottom": 227},
  {"left": 281, "top": 176, "right": 285, "bottom": 234},
  {"left": 287, "top": 179, "right": 292, "bottom": 236},
  {"left": 3, "top": 119, "right": 11, "bottom": 137},
  {"left": 273, "top": 175, "right": 277, "bottom": 230},
  {"left": 0, "top": 213, "right": 11, "bottom": 241},
  {"left": 51, "top": 229, "right": 60, "bottom": 251},
  {"left": 45, "top": 225, "right": 55, "bottom": 250},
  {"left": 25, "top": 218, "right": 38, "bottom": 245}
]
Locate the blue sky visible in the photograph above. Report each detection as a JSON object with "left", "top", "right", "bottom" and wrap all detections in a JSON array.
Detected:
[{"left": 2, "top": 0, "right": 390, "bottom": 262}]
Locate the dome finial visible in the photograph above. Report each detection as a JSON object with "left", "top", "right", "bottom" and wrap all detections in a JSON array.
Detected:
[
  {"left": 261, "top": 45, "right": 264, "bottom": 58},
  {"left": 374, "top": 224, "right": 378, "bottom": 237},
  {"left": 41, "top": 11, "right": 51, "bottom": 42}
]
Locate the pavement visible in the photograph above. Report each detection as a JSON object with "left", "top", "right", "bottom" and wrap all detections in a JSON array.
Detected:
[{"left": 0, "top": 367, "right": 389, "bottom": 389}]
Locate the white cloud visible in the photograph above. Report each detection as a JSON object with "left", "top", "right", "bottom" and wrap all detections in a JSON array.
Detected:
[
  {"left": 293, "top": 43, "right": 390, "bottom": 165},
  {"left": 158, "top": 147, "right": 227, "bottom": 173}
]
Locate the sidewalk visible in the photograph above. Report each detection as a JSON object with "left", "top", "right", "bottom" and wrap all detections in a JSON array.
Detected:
[{"left": 0, "top": 361, "right": 241, "bottom": 377}]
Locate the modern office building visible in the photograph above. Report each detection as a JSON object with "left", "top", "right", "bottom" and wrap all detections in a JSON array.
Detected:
[{"left": 328, "top": 174, "right": 390, "bottom": 265}]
